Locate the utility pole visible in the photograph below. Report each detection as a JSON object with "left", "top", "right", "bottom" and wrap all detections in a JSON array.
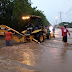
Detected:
[
  {"left": 59, "top": 11, "right": 63, "bottom": 23},
  {"left": 60, "top": 11, "right": 62, "bottom": 23},
  {"left": 56, "top": 19, "right": 57, "bottom": 24}
]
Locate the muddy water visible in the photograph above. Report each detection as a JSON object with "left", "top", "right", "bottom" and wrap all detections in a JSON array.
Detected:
[{"left": 0, "top": 28, "right": 72, "bottom": 72}]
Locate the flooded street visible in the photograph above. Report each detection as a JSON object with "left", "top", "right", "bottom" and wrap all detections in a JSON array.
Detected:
[{"left": 0, "top": 28, "right": 72, "bottom": 72}]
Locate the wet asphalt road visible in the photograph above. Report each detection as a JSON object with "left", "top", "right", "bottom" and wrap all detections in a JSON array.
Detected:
[{"left": 0, "top": 28, "right": 72, "bottom": 72}]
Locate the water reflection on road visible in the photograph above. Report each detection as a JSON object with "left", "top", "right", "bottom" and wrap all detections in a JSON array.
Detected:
[{"left": 0, "top": 28, "right": 72, "bottom": 72}]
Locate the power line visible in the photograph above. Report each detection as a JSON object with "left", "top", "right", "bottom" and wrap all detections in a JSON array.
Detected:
[
  {"left": 63, "top": 0, "right": 72, "bottom": 11},
  {"left": 58, "top": 0, "right": 72, "bottom": 22},
  {"left": 67, "top": 14, "right": 72, "bottom": 17},
  {"left": 65, "top": 7, "right": 72, "bottom": 15},
  {"left": 61, "top": 0, "right": 72, "bottom": 15},
  {"left": 61, "top": 0, "right": 68, "bottom": 10},
  {"left": 64, "top": 0, "right": 72, "bottom": 15},
  {"left": 60, "top": 0, "right": 65, "bottom": 10},
  {"left": 65, "top": 0, "right": 72, "bottom": 9}
]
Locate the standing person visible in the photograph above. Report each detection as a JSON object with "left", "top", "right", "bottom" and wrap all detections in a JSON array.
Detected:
[
  {"left": 4, "top": 29, "right": 15, "bottom": 46},
  {"left": 56, "top": 25, "right": 70, "bottom": 45},
  {"left": 47, "top": 27, "right": 51, "bottom": 33},
  {"left": 53, "top": 26, "right": 55, "bottom": 38},
  {"left": 43, "top": 25, "right": 45, "bottom": 29}
]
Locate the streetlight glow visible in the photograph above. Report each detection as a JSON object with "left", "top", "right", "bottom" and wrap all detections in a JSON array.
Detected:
[
  {"left": 55, "top": 16, "right": 58, "bottom": 19},
  {"left": 55, "top": 16, "right": 58, "bottom": 24}
]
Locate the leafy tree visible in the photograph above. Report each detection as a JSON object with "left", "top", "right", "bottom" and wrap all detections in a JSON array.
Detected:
[
  {"left": 0, "top": 0, "right": 50, "bottom": 32},
  {"left": 58, "top": 22, "right": 72, "bottom": 28}
]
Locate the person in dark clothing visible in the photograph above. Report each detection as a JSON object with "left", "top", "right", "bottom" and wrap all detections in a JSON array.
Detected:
[
  {"left": 47, "top": 27, "right": 51, "bottom": 33},
  {"left": 53, "top": 26, "right": 55, "bottom": 38},
  {"left": 43, "top": 25, "right": 45, "bottom": 29},
  {"left": 25, "top": 21, "right": 34, "bottom": 33},
  {"left": 53, "top": 26, "right": 55, "bottom": 32}
]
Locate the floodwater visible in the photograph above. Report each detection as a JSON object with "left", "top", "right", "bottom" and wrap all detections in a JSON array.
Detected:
[{"left": 0, "top": 28, "right": 72, "bottom": 72}]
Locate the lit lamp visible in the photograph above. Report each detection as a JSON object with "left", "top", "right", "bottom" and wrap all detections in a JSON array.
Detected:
[
  {"left": 22, "top": 16, "right": 30, "bottom": 20},
  {"left": 55, "top": 16, "right": 58, "bottom": 24}
]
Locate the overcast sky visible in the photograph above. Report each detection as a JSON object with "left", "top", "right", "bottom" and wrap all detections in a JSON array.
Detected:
[{"left": 31, "top": 0, "right": 72, "bottom": 26}]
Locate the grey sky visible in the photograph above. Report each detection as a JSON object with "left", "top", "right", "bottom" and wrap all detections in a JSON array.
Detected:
[{"left": 31, "top": 0, "right": 72, "bottom": 25}]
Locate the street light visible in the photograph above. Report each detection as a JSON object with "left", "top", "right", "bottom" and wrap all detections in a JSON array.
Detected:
[{"left": 55, "top": 16, "right": 58, "bottom": 24}]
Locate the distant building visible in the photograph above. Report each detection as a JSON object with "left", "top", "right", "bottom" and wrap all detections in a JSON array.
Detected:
[{"left": 64, "top": 24, "right": 68, "bottom": 25}]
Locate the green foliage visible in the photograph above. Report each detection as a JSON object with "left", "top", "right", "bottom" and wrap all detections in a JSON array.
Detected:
[
  {"left": 32, "top": 9, "right": 50, "bottom": 26},
  {"left": 0, "top": 0, "right": 50, "bottom": 32},
  {"left": 58, "top": 22, "right": 72, "bottom": 28}
]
